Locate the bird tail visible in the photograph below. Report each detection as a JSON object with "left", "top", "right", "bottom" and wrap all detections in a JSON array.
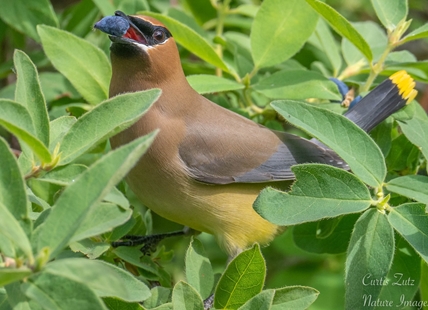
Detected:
[{"left": 344, "top": 70, "right": 417, "bottom": 132}]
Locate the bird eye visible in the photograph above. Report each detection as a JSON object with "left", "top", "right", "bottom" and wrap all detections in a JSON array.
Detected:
[{"left": 153, "top": 30, "right": 166, "bottom": 42}]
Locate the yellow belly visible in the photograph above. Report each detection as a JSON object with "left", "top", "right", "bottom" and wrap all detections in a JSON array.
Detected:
[{"left": 126, "top": 162, "right": 283, "bottom": 256}]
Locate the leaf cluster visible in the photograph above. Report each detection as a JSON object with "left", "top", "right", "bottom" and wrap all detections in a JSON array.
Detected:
[{"left": 0, "top": 0, "right": 427, "bottom": 309}]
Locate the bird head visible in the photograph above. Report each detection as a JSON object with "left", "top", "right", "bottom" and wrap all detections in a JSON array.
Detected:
[{"left": 95, "top": 11, "right": 184, "bottom": 96}]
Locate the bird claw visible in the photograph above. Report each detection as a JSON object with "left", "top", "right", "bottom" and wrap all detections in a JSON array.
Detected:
[
  {"left": 204, "top": 294, "right": 214, "bottom": 310},
  {"left": 111, "top": 230, "right": 189, "bottom": 255},
  {"left": 111, "top": 234, "right": 161, "bottom": 255}
]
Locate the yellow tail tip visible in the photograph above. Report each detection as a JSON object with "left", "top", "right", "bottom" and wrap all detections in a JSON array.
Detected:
[{"left": 389, "top": 70, "right": 418, "bottom": 104}]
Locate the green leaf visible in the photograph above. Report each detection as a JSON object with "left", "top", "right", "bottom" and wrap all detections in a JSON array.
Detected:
[
  {"left": 403, "top": 23, "right": 428, "bottom": 43},
  {"left": 28, "top": 192, "right": 50, "bottom": 215},
  {"left": 272, "top": 100, "right": 386, "bottom": 187},
  {"left": 385, "top": 61, "right": 428, "bottom": 83},
  {"left": 181, "top": 0, "right": 216, "bottom": 25},
  {"left": 143, "top": 287, "right": 172, "bottom": 309},
  {"left": 51, "top": 103, "right": 93, "bottom": 120},
  {"left": 4, "top": 282, "right": 37, "bottom": 310},
  {"left": 254, "top": 164, "right": 371, "bottom": 226},
  {"left": 305, "top": 0, "right": 373, "bottom": 62},
  {"left": 239, "top": 290, "right": 274, "bottom": 310},
  {"left": 293, "top": 214, "right": 360, "bottom": 254},
  {"left": 112, "top": 245, "right": 160, "bottom": 277},
  {"left": 40, "top": 72, "right": 79, "bottom": 102},
  {"left": 185, "top": 238, "right": 214, "bottom": 299},
  {"left": 141, "top": 12, "right": 229, "bottom": 72},
  {"left": 370, "top": 0, "right": 408, "bottom": 31},
  {"left": 22, "top": 273, "right": 107, "bottom": 310},
  {"left": 116, "top": 0, "right": 149, "bottom": 15},
  {"left": 345, "top": 209, "right": 394, "bottom": 310},
  {"left": 171, "top": 281, "right": 204, "bottom": 310},
  {"left": 388, "top": 203, "right": 428, "bottom": 263},
  {"left": 393, "top": 100, "right": 416, "bottom": 121},
  {"left": 143, "top": 209, "right": 153, "bottom": 236},
  {"left": 370, "top": 117, "right": 392, "bottom": 157},
  {"left": 224, "top": 31, "right": 252, "bottom": 62},
  {"left": 38, "top": 164, "right": 87, "bottom": 186},
  {"left": 36, "top": 132, "right": 157, "bottom": 260},
  {"left": 398, "top": 116, "right": 428, "bottom": 163},
  {"left": 0, "top": 137, "right": 30, "bottom": 231},
  {"left": 342, "top": 21, "right": 387, "bottom": 66},
  {"left": 48, "top": 116, "right": 76, "bottom": 152},
  {"left": 0, "top": 268, "right": 32, "bottom": 287},
  {"left": 107, "top": 216, "right": 137, "bottom": 242},
  {"left": 253, "top": 69, "right": 341, "bottom": 100},
  {"left": 0, "top": 235, "right": 16, "bottom": 259},
  {"left": 0, "top": 287, "right": 7, "bottom": 305},
  {"left": 44, "top": 258, "right": 150, "bottom": 302},
  {"left": 14, "top": 50, "right": 49, "bottom": 147},
  {"left": 221, "top": 285, "right": 311, "bottom": 310},
  {"left": 71, "top": 203, "right": 132, "bottom": 242},
  {"left": 0, "top": 0, "right": 58, "bottom": 41},
  {"left": 312, "top": 19, "right": 342, "bottom": 76},
  {"left": 234, "top": 54, "right": 254, "bottom": 78},
  {"left": 113, "top": 246, "right": 172, "bottom": 287},
  {"left": 69, "top": 239, "right": 110, "bottom": 259},
  {"left": 233, "top": 4, "right": 259, "bottom": 18},
  {"left": 251, "top": 0, "right": 318, "bottom": 69},
  {"left": 187, "top": 75, "right": 244, "bottom": 94},
  {"left": 0, "top": 202, "right": 32, "bottom": 260},
  {"left": 385, "top": 50, "right": 418, "bottom": 65},
  {"left": 16, "top": 147, "right": 34, "bottom": 178},
  {"left": 386, "top": 175, "right": 428, "bottom": 205},
  {"left": 214, "top": 244, "right": 265, "bottom": 310},
  {"left": 103, "top": 298, "right": 144, "bottom": 310},
  {"left": 60, "top": 0, "right": 99, "bottom": 38},
  {"left": 377, "top": 236, "right": 421, "bottom": 307},
  {"left": 104, "top": 187, "right": 130, "bottom": 210},
  {"left": 92, "top": 0, "right": 116, "bottom": 16},
  {"left": 385, "top": 133, "right": 420, "bottom": 172},
  {"left": 37, "top": 25, "right": 111, "bottom": 105},
  {"left": 58, "top": 89, "right": 160, "bottom": 165},
  {"left": 271, "top": 286, "right": 320, "bottom": 310},
  {"left": 421, "top": 262, "right": 428, "bottom": 309},
  {"left": 0, "top": 99, "right": 52, "bottom": 163},
  {"left": 0, "top": 84, "right": 15, "bottom": 100},
  {"left": 167, "top": 8, "right": 207, "bottom": 38}
]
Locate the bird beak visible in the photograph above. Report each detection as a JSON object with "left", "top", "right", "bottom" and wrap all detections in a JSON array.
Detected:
[{"left": 94, "top": 11, "right": 149, "bottom": 47}]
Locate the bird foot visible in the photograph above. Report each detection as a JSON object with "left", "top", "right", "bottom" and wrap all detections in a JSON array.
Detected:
[
  {"left": 111, "top": 229, "right": 192, "bottom": 255},
  {"left": 203, "top": 294, "right": 214, "bottom": 310}
]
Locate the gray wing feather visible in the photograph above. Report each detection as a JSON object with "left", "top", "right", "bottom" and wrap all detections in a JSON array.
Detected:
[{"left": 181, "top": 130, "right": 348, "bottom": 185}]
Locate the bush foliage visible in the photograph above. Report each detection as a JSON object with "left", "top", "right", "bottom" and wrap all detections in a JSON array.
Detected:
[{"left": 0, "top": 0, "right": 428, "bottom": 309}]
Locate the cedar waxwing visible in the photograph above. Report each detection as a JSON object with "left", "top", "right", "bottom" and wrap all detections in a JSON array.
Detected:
[{"left": 95, "top": 11, "right": 417, "bottom": 256}]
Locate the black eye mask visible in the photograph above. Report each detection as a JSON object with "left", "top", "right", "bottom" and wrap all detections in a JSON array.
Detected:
[{"left": 94, "top": 11, "right": 172, "bottom": 47}]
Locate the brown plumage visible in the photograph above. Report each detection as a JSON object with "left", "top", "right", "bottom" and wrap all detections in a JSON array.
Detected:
[{"left": 95, "top": 11, "right": 414, "bottom": 256}]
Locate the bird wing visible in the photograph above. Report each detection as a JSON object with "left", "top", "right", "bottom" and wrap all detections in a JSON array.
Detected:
[{"left": 178, "top": 98, "right": 347, "bottom": 185}]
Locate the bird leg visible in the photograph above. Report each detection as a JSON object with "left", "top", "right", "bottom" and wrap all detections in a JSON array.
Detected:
[
  {"left": 203, "top": 294, "right": 214, "bottom": 310},
  {"left": 111, "top": 227, "right": 198, "bottom": 255}
]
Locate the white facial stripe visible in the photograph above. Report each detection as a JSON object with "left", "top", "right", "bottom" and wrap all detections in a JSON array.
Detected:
[
  {"left": 156, "top": 38, "right": 170, "bottom": 46},
  {"left": 135, "top": 42, "right": 151, "bottom": 51},
  {"left": 134, "top": 38, "right": 170, "bottom": 51}
]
